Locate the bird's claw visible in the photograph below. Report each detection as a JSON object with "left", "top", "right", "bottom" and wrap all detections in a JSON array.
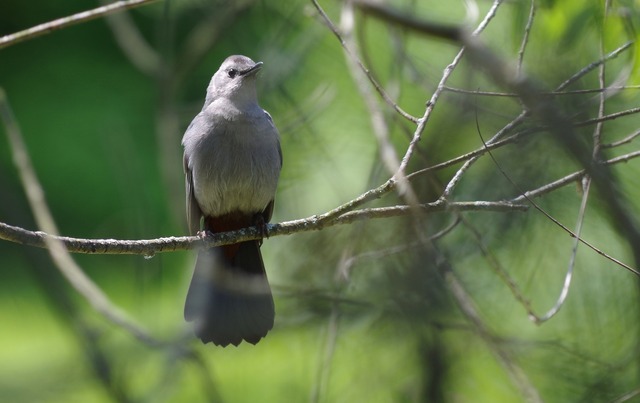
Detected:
[{"left": 253, "top": 213, "right": 269, "bottom": 246}]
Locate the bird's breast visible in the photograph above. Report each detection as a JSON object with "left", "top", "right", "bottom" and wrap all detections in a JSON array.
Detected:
[{"left": 190, "top": 117, "right": 281, "bottom": 217}]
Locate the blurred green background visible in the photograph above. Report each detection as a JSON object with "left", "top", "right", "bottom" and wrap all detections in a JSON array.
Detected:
[{"left": 1, "top": 0, "right": 640, "bottom": 402}]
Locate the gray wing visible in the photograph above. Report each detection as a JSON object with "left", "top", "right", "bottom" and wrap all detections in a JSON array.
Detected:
[
  {"left": 265, "top": 110, "right": 283, "bottom": 168},
  {"left": 262, "top": 110, "right": 282, "bottom": 223},
  {"left": 184, "top": 153, "right": 203, "bottom": 235}
]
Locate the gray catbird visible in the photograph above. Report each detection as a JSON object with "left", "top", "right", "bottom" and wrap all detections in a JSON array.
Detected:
[{"left": 181, "top": 55, "right": 282, "bottom": 346}]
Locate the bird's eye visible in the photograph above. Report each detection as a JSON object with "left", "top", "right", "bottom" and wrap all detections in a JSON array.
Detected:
[{"left": 227, "top": 68, "right": 238, "bottom": 78}]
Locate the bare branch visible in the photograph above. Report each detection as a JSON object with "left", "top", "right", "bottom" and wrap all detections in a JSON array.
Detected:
[
  {"left": 0, "top": 0, "right": 159, "bottom": 50},
  {"left": 534, "top": 176, "right": 590, "bottom": 324},
  {"left": 443, "top": 267, "right": 543, "bottom": 403},
  {"left": 342, "top": 217, "right": 461, "bottom": 271},
  {"left": 337, "top": 1, "right": 405, "bottom": 185},
  {"left": 511, "top": 150, "right": 640, "bottom": 202},
  {"left": 459, "top": 216, "right": 538, "bottom": 320},
  {"left": 0, "top": 200, "right": 527, "bottom": 255},
  {"left": 407, "top": 131, "right": 523, "bottom": 179},
  {"left": 443, "top": 112, "right": 528, "bottom": 200},
  {"left": 395, "top": 0, "right": 506, "bottom": 178},
  {"left": 530, "top": 11, "right": 614, "bottom": 322},
  {"left": 517, "top": 0, "right": 536, "bottom": 72},
  {"left": 312, "top": 0, "right": 558, "bottom": 227},
  {"left": 0, "top": 88, "right": 158, "bottom": 345},
  {"left": 575, "top": 106, "right": 640, "bottom": 128},
  {"left": 439, "top": 40, "right": 635, "bottom": 199},
  {"left": 99, "top": 0, "right": 161, "bottom": 76},
  {"left": 601, "top": 128, "right": 640, "bottom": 148},
  {"left": 310, "top": 0, "right": 419, "bottom": 123},
  {"left": 479, "top": 139, "right": 640, "bottom": 277},
  {"left": 610, "top": 388, "right": 640, "bottom": 403},
  {"left": 443, "top": 85, "right": 640, "bottom": 97},
  {"left": 358, "top": 0, "right": 640, "bottom": 268},
  {"left": 555, "top": 41, "right": 634, "bottom": 91}
]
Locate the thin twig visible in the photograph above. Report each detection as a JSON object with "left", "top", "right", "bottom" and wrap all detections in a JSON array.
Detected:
[
  {"left": 440, "top": 41, "right": 635, "bottom": 198},
  {"left": 511, "top": 150, "right": 640, "bottom": 202},
  {"left": 342, "top": 216, "right": 461, "bottom": 271},
  {"left": 443, "top": 85, "right": 640, "bottom": 97},
  {"left": 311, "top": 0, "right": 426, "bottom": 221},
  {"left": 609, "top": 388, "right": 640, "bottom": 403},
  {"left": 310, "top": 0, "right": 419, "bottom": 123},
  {"left": 337, "top": 1, "right": 405, "bottom": 184},
  {"left": 309, "top": 308, "right": 340, "bottom": 403},
  {"left": 530, "top": 3, "right": 613, "bottom": 321},
  {"left": 0, "top": 0, "right": 159, "bottom": 50},
  {"left": 395, "top": 0, "right": 506, "bottom": 178},
  {"left": 0, "top": 88, "right": 158, "bottom": 345},
  {"left": 459, "top": 216, "right": 537, "bottom": 320},
  {"left": 99, "top": 0, "right": 160, "bottom": 76},
  {"left": 532, "top": 2, "right": 612, "bottom": 321},
  {"left": 555, "top": 41, "right": 634, "bottom": 91},
  {"left": 442, "top": 266, "right": 543, "bottom": 403},
  {"left": 574, "top": 106, "right": 640, "bottom": 128},
  {"left": 472, "top": 115, "right": 640, "bottom": 277},
  {"left": 441, "top": 111, "right": 527, "bottom": 199},
  {"left": 517, "top": 0, "right": 536, "bottom": 73},
  {"left": 351, "top": 0, "right": 508, "bottom": 193},
  {"left": 534, "top": 176, "right": 590, "bottom": 324},
  {"left": 407, "top": 131, "right": 525, "bottom": 179},
  {"left": 601, "top": 128, "right": 640, "bottom": 148},
  {"left": 310, "top": 0, "right": 531, "bottom": 224}
]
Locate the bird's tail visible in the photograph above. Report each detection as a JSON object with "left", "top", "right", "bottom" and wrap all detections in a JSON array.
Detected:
[{"left": 184, "top": 241, "right": 274, "bottom": 346}]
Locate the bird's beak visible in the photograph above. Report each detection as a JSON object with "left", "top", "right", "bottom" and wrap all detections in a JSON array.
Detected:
[{"left": 240, "top": 61, "right": 263, "bottom": 77}]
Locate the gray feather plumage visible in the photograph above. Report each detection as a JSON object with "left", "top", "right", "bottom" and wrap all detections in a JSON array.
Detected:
[
  {"left": 182, "top": 55, "right": 281, "bottom": 233},
  {"left": 181, "top": 55, "right": 281, "bottom": 346}
]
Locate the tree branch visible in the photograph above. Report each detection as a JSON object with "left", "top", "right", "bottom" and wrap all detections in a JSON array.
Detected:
[
  {"left": 354, "top": 0, "right": 640, "bottom": 269},
  {"left": 0, "top": 201, "right": 527, "bottom": 255},
  {"left": 0, "top": 87, "right": 157, "bottom": 345},
  {"left": 310, "top": 0, "right": 418, "bottom": 123},
  {"left": 0, "top": 0, "right": 159, "bottom": 50}
]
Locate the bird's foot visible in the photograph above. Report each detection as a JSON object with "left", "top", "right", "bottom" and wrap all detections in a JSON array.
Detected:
[
  {"left": 197, "top": 229, "right": 215, "bottom": 239},
  {"left": 253, "top": 213, "right": 269, "bottom": 246}
]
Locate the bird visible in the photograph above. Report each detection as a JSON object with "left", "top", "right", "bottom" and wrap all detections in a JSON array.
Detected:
[{"left": 181, "top": 55, "right": 282, "bottom": 346}]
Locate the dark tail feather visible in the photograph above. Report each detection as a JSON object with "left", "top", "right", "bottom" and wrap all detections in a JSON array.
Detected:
[{"left": 184, "top": 241, "right": 275, "bottom": 346}]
